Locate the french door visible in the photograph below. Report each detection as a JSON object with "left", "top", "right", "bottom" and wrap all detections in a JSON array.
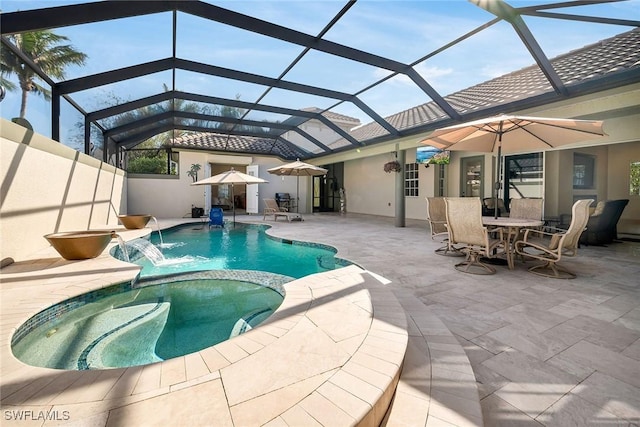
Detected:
[{"left": 460, "top": 156, "right": 484, "bottom": 198}]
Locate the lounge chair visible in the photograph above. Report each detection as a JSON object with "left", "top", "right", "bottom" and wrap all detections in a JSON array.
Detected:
[
  {"left": 263, "top": 198, "right": 302, "bottom": 222},
  {"left": 579, "top": 199, "right": 629, "bottom": 245}
]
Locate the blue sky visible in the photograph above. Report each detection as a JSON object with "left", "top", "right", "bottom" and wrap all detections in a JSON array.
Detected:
[{"left": 2, "top": 0, "right": 639, "bottom": 144}]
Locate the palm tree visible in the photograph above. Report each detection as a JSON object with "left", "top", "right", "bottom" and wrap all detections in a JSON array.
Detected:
[{"left": 1, "top": 31, "right": 87, "bottom": 118}]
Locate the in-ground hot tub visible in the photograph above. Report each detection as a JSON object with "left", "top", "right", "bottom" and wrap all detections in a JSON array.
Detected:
[{"left": 11, "top": 271, "right": 287, "bottom": 370}]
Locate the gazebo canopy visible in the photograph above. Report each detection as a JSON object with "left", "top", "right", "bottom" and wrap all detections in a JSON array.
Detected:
[{"left": 1, "top": 1, "right": 639, "bottom": 161}]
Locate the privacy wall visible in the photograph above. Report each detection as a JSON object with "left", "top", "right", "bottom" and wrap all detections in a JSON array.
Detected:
[{"left": 0, "top": 119, "right": 126, "bottom": 263}]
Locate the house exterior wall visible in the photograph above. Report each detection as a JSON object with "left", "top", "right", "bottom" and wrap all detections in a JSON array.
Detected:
[
  {"left": 126, "top": 151, "right": 313, "bottom": 218},
  {"left": 340, "top": 147, "right": 439, "bottom": 219},
  {"left": 0, "top": 119, "right": 126, "bottom": 263},
  {"left": 318, "top": 84, "right": 640, "bottom": 233},
  {"left": 343, "top": 154, "right": 396, "bottom": 217},
  {"left": 2, "top": 80, "right": 638, "bottom": 266}
]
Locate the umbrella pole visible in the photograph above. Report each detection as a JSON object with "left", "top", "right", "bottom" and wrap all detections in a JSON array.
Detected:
[
  {"left": 495, "top": 129, "right": 503, "bottom": 219},
  {"left": 232, "top": 183, "right": 236, "bottom": 227},
  {"left": 296, "top": 175, "right": 299, "bottom": 213}
]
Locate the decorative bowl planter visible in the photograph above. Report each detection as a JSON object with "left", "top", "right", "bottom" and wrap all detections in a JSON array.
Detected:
[
  {"left": 44, "top": 231, "right": 114, "bottom": 260},
  {"left": 117, "top": 214, "right": 152, "bottom": 230}
]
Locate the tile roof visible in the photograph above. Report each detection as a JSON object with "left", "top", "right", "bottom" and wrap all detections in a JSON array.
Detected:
[
  {"left": 300, "top": 107, "right": 361, "bottom": 125},
  {"left": 171, "top": 132, "right": 301, "bottom": 159},
  {"left": 346, "top": 28, "right": 640, "bottom": 144}
]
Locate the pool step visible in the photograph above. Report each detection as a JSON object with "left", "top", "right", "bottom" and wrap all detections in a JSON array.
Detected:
[{"left": 81, "top": 301, "right": 170, "bottom": 369}]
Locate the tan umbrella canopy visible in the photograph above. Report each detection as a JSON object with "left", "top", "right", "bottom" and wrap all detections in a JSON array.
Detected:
[
  {"left": 267, "top": 160, "right": 328, "bottom": 212},
  {"left": 191, "top": 168, "right": 268, "bottom": 226},
  {"left": 420, "top": 114, "right": 607, "bottom": 217}
]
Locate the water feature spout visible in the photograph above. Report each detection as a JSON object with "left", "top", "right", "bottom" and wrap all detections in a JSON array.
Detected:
[
  {"left": 112, "top": 233, "right": 130, "bottom": 263},
  {"left": 150, "top": 216, "right": 164, "bottom": 247},
  {"left": 125, "top": 239, "right": 165, "bottom": 265}
]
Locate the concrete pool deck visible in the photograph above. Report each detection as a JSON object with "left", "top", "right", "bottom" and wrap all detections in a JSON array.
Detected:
[{"left": 1, "top": 213, "right": 638, "bottom": 426}]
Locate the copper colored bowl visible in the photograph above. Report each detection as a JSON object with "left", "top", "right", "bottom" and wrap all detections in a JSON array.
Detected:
[
  {"left": 44, "top": 231, "right": 113, "bottom": 260},
  {"left": 117, "top": 214, "right": 152, "bottom": 230}
]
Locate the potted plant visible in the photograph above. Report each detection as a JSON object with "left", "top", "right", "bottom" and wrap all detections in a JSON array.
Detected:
[{"left": 384, "top": 160, "right": 402, "bottom": 173}]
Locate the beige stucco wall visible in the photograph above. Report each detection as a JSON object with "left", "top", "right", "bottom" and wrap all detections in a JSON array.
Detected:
[
  {"left": 343, "top": 154, "right": 396, "bottom": 217},
  {"left": 317, "top": 83, "right": 640, "bottom": 232},
  {"left": 126, "top": 151, "right": 312, "bottom": 218},
  {"left": 342, "top": 148, "right": 437, "bottom": 219},
  {"left": 0, "top": 119, "right": 126, "bottom": 263}
]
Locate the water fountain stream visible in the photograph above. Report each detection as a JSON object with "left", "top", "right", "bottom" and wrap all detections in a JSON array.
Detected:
[
  {"left": 150, "top": 216, "right": 164, "bottom": 247},
  {"left": 112, "top": 234, "right": 130, "bottom": 263},
  {"left": 126, "top": 239, "right": 166, "bottom": 265}
]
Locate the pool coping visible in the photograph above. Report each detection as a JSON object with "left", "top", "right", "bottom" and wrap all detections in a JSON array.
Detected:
[{"left": 0, "top": 225, "right": 407, "bottom": 426}]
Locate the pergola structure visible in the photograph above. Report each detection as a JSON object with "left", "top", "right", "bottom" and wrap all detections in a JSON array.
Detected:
[{"left": 1, "top": 1, "right": 639, "bottom": 162}]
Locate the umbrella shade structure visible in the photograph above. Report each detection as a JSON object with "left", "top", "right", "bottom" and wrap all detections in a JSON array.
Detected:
[
  {"left": 267, "top": 160, "right": 328, "bottom": 213},
  {"left": 420, "top": 114, "right": 607, "bottom": 217},
  {"left": 191, "top": 168, "right": 268, "bottom": 226}
]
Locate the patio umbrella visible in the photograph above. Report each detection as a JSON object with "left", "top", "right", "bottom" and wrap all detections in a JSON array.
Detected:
[
  {"left": 419, "top": 114, "right": 607, "bottom": 218},
  {"left": 267, "top": 159, "right": 328, "bottom": 213},
  {"left": 191, "top": 168, "right": 268, "bottom": 226}
]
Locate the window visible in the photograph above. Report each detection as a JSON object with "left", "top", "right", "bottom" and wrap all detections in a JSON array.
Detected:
[
  {"left": 631, "top": 161, "right": 640, "bottom": 195},
  {"left": 125, "top": 148, "right": 179, "bottom": 175},
  {"left": 573, "top": 153, "right": 595, "bottom": 189},
  {"left": 437, "top": 164, "right": 445, "bottom": 196},
  {"left": 405, "top": 163, "right": 419, "bottom": 197}
]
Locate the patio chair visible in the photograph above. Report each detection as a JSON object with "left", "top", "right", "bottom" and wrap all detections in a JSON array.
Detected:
[
  {"left": 426, "top": 197, "right": 463, "bottom": 257},
  {"left": 514, "top": 199, "right": 593, "bottom": 279},
  {"left": 482, "top": 197, "right": 507, "bottom": 217},
  {"left": 508, "top": 198, "right": 544, "bottom": 254},
  {"left": 263, "top": 198, "right": 302, "bottom": 222},
  {"left": 509, "top": 198, "right": 543, "bottom": 221},
  {"left": 444, "top": 197, "right": 506, "bottom": 275}
]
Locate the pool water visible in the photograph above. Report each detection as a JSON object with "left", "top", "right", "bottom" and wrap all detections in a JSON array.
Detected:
[
  {"left": 11, "top": 272, "right": 286, "bottom": 370},
  {"left": 123, "top": 223, "right": 346, "bottom": 278},
  {"left": 13, "top": 223, "right": 347, "bottom": 371}
]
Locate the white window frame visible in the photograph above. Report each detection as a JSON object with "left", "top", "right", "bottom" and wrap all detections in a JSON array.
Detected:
[{"left": 404, "top": 162, "right": 419, "bottom": 197}]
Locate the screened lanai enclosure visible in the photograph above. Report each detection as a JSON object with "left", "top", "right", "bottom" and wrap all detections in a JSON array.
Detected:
[{"left": 1, "top": 1, "right": 639, "bottom": 172}]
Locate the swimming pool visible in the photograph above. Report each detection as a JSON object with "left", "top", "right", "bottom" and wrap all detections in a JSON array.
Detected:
[
  {"left": 12, "top": 223, "right": 350, "bottom": 370},
  {"left": 11, "top": 271, "right": 287, "bottom": 370},
  {"left": 117, "top": 222, "right": 349, "bottom": 278}
]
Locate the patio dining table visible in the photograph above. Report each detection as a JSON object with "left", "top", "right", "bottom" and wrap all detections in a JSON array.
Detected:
[{"left": 482, "top": 216, "right": 544, "bottom": 270}]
